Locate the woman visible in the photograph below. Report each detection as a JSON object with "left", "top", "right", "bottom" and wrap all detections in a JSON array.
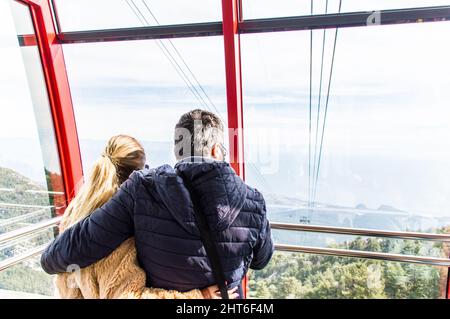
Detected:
[{"left": 56, "top": 134, "right": 238, "bottom": 299}]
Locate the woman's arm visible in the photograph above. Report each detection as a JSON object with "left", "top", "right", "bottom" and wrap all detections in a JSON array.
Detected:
[
  {"left": 94, "top": 238, "right": 204, "bottom": 299},
  {"left": 60, "top": 238, "right": 237, "bottom": 299},
  {"left": 41, "top": 174, "right": 138, "bottom": 274}
]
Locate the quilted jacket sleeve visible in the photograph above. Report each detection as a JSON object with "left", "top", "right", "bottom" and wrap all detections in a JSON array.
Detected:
[
  {"left": 40, "top": 174, "right": 138, "bottom": 275},
  {"left": 250, "top": 192, "right": 274, "bottom": 270}
]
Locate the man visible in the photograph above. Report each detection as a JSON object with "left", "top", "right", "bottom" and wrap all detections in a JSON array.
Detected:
[{"left": 41, "top": 109, "right": 274, "bottom": 298}]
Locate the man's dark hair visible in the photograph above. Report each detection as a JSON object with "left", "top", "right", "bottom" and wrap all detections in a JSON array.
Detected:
[{"left": 174, "top": 109, "right": 224, "bottom": 160}]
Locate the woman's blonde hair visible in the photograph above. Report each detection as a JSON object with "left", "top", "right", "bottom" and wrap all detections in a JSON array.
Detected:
[{"left": 60, "top": 135, "right": 145, "bottom": 231}]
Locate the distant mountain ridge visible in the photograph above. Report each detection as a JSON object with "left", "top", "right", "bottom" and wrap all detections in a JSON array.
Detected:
[
  {"left": 0, "top": 167, "right": 49, "bottom": 208},
  {"left": 267, "top": 194, "right": 449, "bottom": 232},
  {"left": 1, "top": 165, "right": 449, "bottom": 237},
  {"left": 0, "top": 167, "right": 44, "bottom": 190}
]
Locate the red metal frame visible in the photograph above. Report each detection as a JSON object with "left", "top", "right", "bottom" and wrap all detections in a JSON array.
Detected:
[
  {"left": 222, "top": 0, "right": 245, "bottom": 178},
  {"left": 18, "top": 34, "right": 37, "bottom": 46},
  {"left": 447, "top": 267, "right": 450, "bottom": 299},
  {"left": 12, "top": 0, "right": 450, "bottom": 300},
  {"left": 222, "top": 0, "right": 248, "bottom": 298},
  {"left": 15, "top": 0, "right": 83, "bottom": 211}
]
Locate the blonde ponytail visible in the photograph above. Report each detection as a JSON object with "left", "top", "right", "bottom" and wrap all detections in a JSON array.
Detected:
[{"left": 60, "top": 135, "right": 145, "bottom": 232}]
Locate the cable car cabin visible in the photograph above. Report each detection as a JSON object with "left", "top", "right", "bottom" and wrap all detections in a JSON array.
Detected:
[{"left": 0, "top": 0, "right": 450, "bottom": 299}]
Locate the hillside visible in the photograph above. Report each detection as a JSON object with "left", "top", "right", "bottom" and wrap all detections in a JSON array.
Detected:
[
  {"left": 0, "top": 167, "right": 50, "bottom": 207},
  {"left": 248, "top": 237, "right": 448, "bottom": 299},
  {"left": 0, "top": 167, "right": 55, "bottom": 296}
]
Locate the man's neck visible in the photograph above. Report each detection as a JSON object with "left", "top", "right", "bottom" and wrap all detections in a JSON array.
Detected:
[{"left": 177, "top": 156, "right": 222, "bottom": 164}]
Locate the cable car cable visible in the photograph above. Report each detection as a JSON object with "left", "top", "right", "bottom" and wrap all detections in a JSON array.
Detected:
[
  {"left": 141, "top": 0, "right": 223, "bottom": 119},
  {"left": 140, "top": 0, "right": 272, "bottom": 193},
  {"left": 312, "top": 0, "right": 342, "bottom": 207},
  {"left": 312, "top": 0, "right": 329, "bottom": 208},
  {"left": 125, "top": 0, "right": 147, "bottom": 26},
  {"left": 128, "top": 0, "right": 210, "bottom": 110},
  {"left": 126, "top": 0, "right": 212, "bottom": 112},
  {"left": 126, "top": 0, "right": 271, "bottom": 192},
  {"left": 307, "top": 0, "right": 314, "bottom": 214}
]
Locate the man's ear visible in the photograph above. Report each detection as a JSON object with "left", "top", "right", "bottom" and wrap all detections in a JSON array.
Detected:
[{"left": 211, "top": 144, "right": 221, "bottom": 160}]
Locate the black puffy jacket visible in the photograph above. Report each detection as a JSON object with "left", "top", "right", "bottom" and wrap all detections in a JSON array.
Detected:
[{"left": 41, "top": 158, "right": 274, "bottom": 295}]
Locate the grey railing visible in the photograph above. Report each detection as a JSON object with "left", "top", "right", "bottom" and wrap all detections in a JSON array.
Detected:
[
  {"left": 270, "top": 222, "right": 450, "bottom": 242},
  {"left": 275, "top": 244, "right": 450, "bottom": 267},
  {"left": 0, "top": 245, "right": 49, "bottom": 272},
  {"left": 271, "top": 222, "right": 450, "bottom": 266},
  {"left": 0, "top": 216, "right": 61, "bottom": 245},
  {"left": 0, "top": 217, "right": 61, "bottom": 272},
  {"left": 0, "top": 218, "right": 449, "bottom": 271}
]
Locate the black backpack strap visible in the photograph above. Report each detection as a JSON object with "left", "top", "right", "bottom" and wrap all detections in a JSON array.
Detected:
[{"left": 177, "top": 171, "right": 229, "bottom": 299}]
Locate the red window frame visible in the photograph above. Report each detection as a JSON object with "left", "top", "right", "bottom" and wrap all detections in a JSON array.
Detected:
[
  {"left": 222, "top": 0, "right": 245, "bottom": 179},
  {"left": 14, "top": 0, "right": 83, "bottom": 211},
  {"left": 222, "top": 0, "right": 248, "bottom": 297},
  {"left": 12, "top": 0, "right": 450, "bottom": 300}
]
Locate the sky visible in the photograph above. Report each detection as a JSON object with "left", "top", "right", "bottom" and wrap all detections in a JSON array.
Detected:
[{"left": 1, "top": 0, "right": 450, "bottom": 217}]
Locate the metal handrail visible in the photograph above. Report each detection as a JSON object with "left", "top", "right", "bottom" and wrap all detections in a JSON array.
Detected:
[
  {"left": 0, "top": 245, "right": 48, "bottom": 272},
  {"left": 0, "top": 188, "right": 64, "bottom": 195},
  {"left": 0, "top": 216, "right": 61, "bottom": 245},
  {"left": 275, "top": 244, "right": 450, "bottom": 267},
  {"left": 0, "top": 207, "right": 51, "bottom": 228},
  {"left": 270, "top": 222, "right": 450, "bottom": 242},
  {"left": 0, "top": 202, "right": 54, "bottom": 209},
  {"left": 1, "top": 218, "right": 449, "bottom": 272}
]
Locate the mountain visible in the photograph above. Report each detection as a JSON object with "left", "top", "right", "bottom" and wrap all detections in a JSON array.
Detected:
[
  {"left": 265, "top": 192, "right": 450, "bottom": 247},
  {"left": 0, "top": 166, "right": 45, "bottom": 191},
  {"left": 377, "top": 204, "right": 405, "bottom": 212},
  {"left": 0, "top": 167, "right": 50, "bottom": 209},
  {"left": 0, "top": 166, "right": 55, "bottom": 296},
  {"left": 0, "top": 167, "right": 54, "bottom": 232}
]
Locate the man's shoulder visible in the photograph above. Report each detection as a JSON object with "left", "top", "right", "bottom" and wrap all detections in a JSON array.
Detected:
[
  {"left": 120, "top": 169, "right": 153, "bottom": 196},
  {"left": 244, "top": 183, "right": 265, "bottom": 202},
  {"left": 241, "top": 183, "right": 266, "bottom": 217},
  {"left": 126, "top": 164, "right": 178, "bottom": 195},
  {"left": 136, "top": 164, "right": 176, "bottom": 178}
]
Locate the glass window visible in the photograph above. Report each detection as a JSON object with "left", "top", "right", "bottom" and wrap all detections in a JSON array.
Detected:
[
  {"left": 0, "top": 0, "right": 65, "bottom": 220},
  {"left": 53, "top": 0, "right": 222, "bottom": 32},
  {"left": 0, "top": 0, "right": 63, "bottom": 297},
  {"left": 242, "top": 22, "right": 450, "bottom": 230},
  {"left": 248, "top": 251, "right": 448, "bottom": 299},
  {"left": 63, "top": 36, "right": 228, "bottom": 172},
  {"left": 0, "top": 255, "right": 54, "bottom": 298},
  {"left": 243, "top": 0, "right": 450, "bottom": 20},
  {"left": 241, "top": 21, "right": 450, "bottom": 298}
]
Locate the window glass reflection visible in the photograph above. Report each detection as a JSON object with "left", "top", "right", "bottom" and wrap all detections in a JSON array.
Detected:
[
  {"left": 63, "top": 37, "right": 228, "bottom": 172},
  {"left": 53, "top": 0, "right": 222, "bottom": 32},
  {"left": 244, "top": 0, "right": 450, "bottom": 20}
]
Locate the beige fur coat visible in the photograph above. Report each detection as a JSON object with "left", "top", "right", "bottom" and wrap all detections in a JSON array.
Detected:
[{"left": 55, "top": 238, "right": 203, "bottom": 299}]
